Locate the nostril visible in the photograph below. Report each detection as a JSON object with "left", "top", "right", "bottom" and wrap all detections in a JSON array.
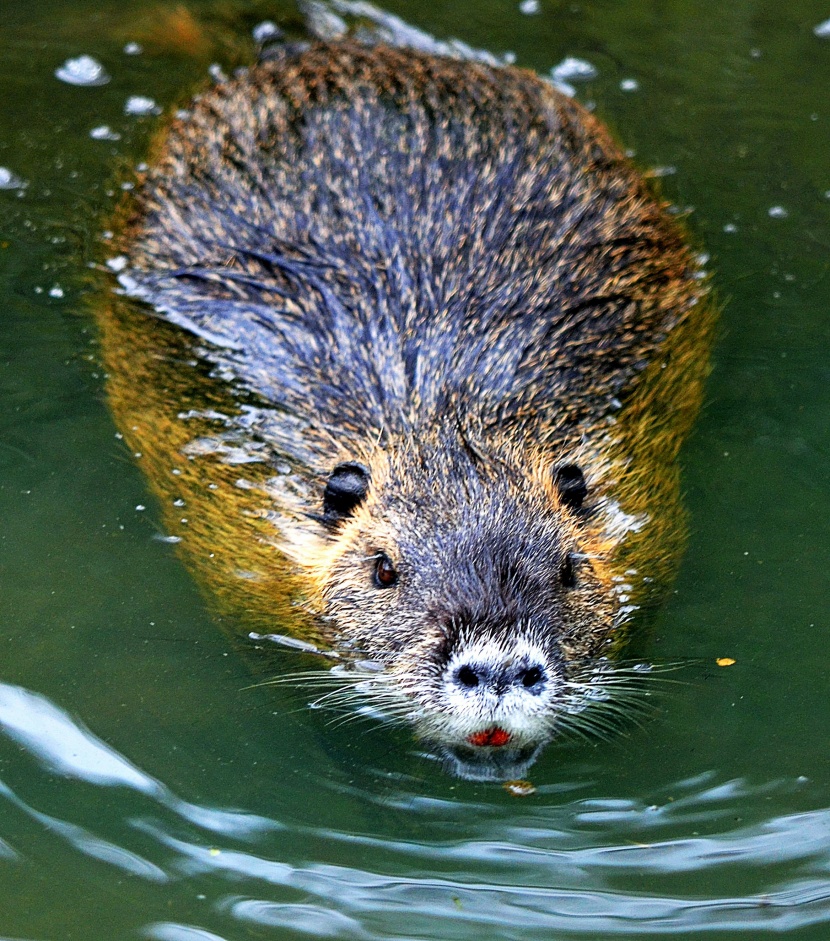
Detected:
[
  {"left": 455, "top": 665, "right": 480, "bottom": 688},
  {"left": 519, "top": 665, "right": 545, "bottom": 689}
]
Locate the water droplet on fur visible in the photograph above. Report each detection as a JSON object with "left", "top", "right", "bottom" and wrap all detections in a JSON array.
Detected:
[
  {"left": 355, "top": 660, "right": 385, "bottom": 673},
  {"left": 55, "top": 55, "right": 110, "bottom": 86}
]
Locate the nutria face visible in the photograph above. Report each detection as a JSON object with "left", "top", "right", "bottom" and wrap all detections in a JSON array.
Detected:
[{"left": 308, "top": 437, "right": 615, "bottom": 778}]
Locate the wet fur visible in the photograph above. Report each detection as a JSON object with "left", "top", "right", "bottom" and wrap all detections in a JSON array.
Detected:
[{"left": 104, "top": 41, "right": 715, "bottom": 770}]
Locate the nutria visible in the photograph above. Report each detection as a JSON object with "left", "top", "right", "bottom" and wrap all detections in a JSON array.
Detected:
[{"left": 102, "top": 38, "right": 715, "bottom": 780}]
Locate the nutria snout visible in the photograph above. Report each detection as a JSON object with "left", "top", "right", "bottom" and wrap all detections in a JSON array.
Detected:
[{"left": 104, "top": 37, "right": 715, "bottom": 779}]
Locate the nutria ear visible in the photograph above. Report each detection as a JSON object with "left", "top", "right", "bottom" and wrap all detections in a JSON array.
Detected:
[
  {"left": 323, "top": 462, "right": 370, "bottom": 524},
  {"left": 554, "top": 463, "right": 588, "bottom": 511}
]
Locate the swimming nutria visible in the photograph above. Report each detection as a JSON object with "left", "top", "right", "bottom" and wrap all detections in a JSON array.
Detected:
[{"left": 104, "top": 39, "right": 715, "bottom": 779}]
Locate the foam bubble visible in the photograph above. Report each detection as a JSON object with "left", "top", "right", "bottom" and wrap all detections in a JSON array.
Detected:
[{"left": 55, "top": 55, "right": 110, "bottom": 87}]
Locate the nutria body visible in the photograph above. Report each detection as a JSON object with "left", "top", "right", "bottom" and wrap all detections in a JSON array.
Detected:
[{"left": 106, "top": 40, "right": 714, "bottom": 779}]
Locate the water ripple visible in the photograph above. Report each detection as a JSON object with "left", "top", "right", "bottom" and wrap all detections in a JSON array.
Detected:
[{"left": 2, "top": 683, "right": 830, "bottom": 936}]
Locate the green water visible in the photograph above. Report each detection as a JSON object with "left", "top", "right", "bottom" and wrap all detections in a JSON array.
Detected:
[{"left": 1, "top": 1, "right": 829, "bottom": 938}]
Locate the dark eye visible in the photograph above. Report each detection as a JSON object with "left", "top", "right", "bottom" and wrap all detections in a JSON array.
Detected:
[
  {"left": 373, "top": 553, "right": 398, "bottom": 588},
  {"left": 560, "top": 553, "right": 577, "bottom": 589}
]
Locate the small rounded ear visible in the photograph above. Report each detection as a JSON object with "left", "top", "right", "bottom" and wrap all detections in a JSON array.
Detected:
[
  {"left": 323, "top": 462, "right": 370, "bottom": 525},
  {"left": 553, "top": 463, "right": 588, "bottom": 511}
]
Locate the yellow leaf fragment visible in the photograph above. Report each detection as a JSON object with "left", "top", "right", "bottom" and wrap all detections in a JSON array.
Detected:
[{"left": 503, "top": 779, "right": 537, "bottom": 797}]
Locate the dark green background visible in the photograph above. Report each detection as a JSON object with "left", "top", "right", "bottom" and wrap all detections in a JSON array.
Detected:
[{"left": 1, "top": 1, "right": 829, "bottom": 938}]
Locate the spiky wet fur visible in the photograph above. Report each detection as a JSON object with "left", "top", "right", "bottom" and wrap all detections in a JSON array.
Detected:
[{"left": 103, "top": 41, "right": 715, "bottom": 770}]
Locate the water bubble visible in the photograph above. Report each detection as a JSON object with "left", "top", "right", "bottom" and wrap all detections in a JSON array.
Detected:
[
  {"left": 252, "top": 21, "right": 281, "bottom": 44},
  {"left": 768, "top": 205, "right": 788, "bottom": 219},
  {"left": 0, "top": 167, "right": 27, "bottom": 190},
  {"left": 48, "top": 285, "right": 64, "bottom": 299},
  {"left": 123, "top": 42, "right": 143, "bottom": 55},
  {"left": 620, "top": 78, "right": 639, "bottom": 92},
  {"left": 124, "top": 95, "right": 161, "bottom": 116},
  {"left": 90, "top": 125, "right": 121, "bottom": 141},
  {"left": 723, "top": 222, "right": 738, "bottom": 233},
  {"left": 551, "top": 56, "right": 598, "bottom": 84},
  {"left": 106, "top": 256, "right": 128, "bottom": 273},
  {"left": 814, "top": 18, "right": 830, "bottom": 38},
  {"left": 648, "top": 165, "right": 677, "bottom": 178},
  {"left": 55, "top": 55, "right": 110, "bottom": 87},
  {"left": 519, "top": 0, "right": 540, "bottom": 14}
]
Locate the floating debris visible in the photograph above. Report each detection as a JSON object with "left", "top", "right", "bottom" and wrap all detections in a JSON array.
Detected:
[
  {"left": 716, "top": 658, "right": 736, "bottom": 667},
  {"left": 503, "top": 779, "right": 537, "bottom": 797},
  {"left": 55, "top": 55, "right": 110, "bottom": 87}
]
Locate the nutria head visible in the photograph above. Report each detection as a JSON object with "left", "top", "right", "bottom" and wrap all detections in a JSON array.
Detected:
[{"left": 294, "top": 429, "right": 617, "bottom": 779}]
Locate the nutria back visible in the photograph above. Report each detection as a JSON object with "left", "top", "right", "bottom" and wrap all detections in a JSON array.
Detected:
[{"left": 106, "top": 40, "right": 715, "bottom": 780}]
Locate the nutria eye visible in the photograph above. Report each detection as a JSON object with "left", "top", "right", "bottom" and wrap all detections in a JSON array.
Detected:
[
  {"left": 373, "top": 553, "right": 398, "bottom": 588},
  {"left": 560, "top": 553, "right": 577, "bottom": 589}
]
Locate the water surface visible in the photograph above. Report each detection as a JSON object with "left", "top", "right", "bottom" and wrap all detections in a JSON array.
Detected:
[{"left": 1, "top": 1, "right": 829, "bottom": 938}]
